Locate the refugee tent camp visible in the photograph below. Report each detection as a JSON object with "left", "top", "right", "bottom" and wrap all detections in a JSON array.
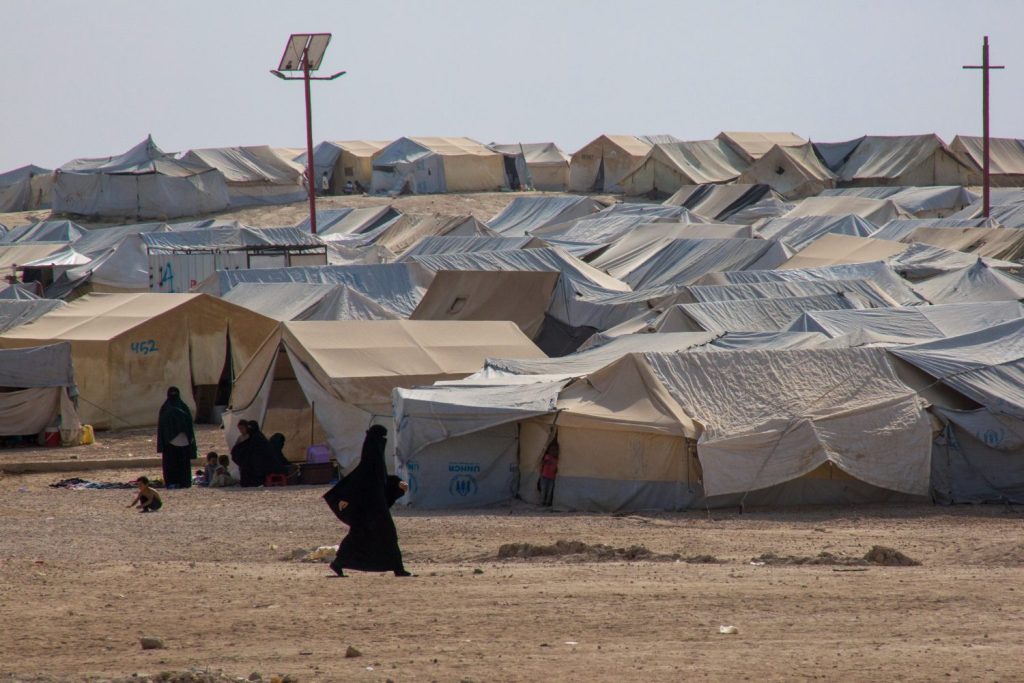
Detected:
[
  {"left": 568, "top": 134, "right": 678, "bottom": 193},
  {"left": 488, "top": 143, "right": 571, "bottom": 191},
  {"left": 370, "top": 137, "right": 507, "bottom": 195},
  {"left": 0, "top": 343, "right": 80, "bottom": 442},
  {"left": 306, "top": 140, "right": 389, "bottom": 192},
  {"left": 53, "top": 136, "right": 230, "bottom": 219},
  {"left": 0, "top": 293, "right": 276, "bottom": 429},
  {"left": 618, "top": 140, "right": 748, "bottom": 197},
  {"left": 180, "top": 146, "right": 307, "bottom": 207},
  {"left": 222, "top": 320, "right": 546, "bottom": 464}
]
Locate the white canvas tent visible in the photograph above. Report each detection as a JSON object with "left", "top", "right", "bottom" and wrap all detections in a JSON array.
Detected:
[
  {"left": 305, "top": 140, "right": 389, "bottom": 191},
  {"left": 0, "top": 165, "right": 53, "bottom": 212},
  {"left": 180, "top": 146, "right": 307, "bottom": 207},
  {"left": 618, "top": 140, "right": 748, "bottom": 196}
]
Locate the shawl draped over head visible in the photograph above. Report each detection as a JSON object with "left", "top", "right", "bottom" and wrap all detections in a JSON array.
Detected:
[
  {"left": 323, "top": 425, "right": 404, "bottom": 524},
  {"left": 157, "top": 386, "right": 196, "bottom": 457}
]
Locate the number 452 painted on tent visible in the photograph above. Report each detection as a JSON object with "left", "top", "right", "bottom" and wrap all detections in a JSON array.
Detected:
[{"left": 130, "top": 340, "right": 159, "bottom": 355}]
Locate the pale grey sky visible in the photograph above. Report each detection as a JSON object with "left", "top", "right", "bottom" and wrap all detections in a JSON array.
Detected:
[{"left": 2, "top": 0, "right": 1022, "bottom": 170}]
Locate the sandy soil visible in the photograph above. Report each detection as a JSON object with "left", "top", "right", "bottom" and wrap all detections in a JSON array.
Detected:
[{"left": 2, "top": 431, "right": 1023, "bottom": 682}]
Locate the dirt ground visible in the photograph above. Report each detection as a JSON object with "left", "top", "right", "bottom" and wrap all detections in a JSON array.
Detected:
[{"left": 1, "top": 431, "right": 1023, "bottom": 682}]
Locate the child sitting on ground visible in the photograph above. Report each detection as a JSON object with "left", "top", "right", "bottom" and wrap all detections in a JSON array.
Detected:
[
  {"left": 127, "top": 476, "right": 162, "bottom": 513},
  {"left": 197, "top": 451, "right": 218, "bottom": 487},
  {"left": 210, "top": 454, "right": 238, "bottom": 488}
]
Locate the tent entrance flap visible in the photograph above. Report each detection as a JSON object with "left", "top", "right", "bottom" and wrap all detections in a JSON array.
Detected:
[{"left": 194, "top": 334, "right": 234, "bottom": 424}]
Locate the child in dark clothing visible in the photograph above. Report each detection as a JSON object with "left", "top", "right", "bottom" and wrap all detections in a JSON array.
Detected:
[
  {"left": 540, "top": 440, "right": 559, "bottom": 507},
  {"left": 127, "top": 476, "right": 162, "bottom": 512}
]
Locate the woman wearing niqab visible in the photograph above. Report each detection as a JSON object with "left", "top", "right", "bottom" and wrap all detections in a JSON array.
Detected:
[
  {"left": 323, "top": 425, "right": 410, "bottom": 577},
  {"left": 156, "top": 386, "right": 197, "bottom": 489}
]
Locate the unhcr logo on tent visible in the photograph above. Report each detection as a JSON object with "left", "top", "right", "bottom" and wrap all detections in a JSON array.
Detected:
[
  {"left": 449, "top": 474, "right": 478, "bottom": 498},
  {"left": 448, "top": 462, "right": 480, "bottom": 473}
]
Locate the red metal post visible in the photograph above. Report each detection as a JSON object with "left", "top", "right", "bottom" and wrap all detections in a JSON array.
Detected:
[
  {"left": 303, "top": 46, "right": 317, "bottom": 234},
  {"left": 982, "top": 36, "right": 991, "bottom": 218}
]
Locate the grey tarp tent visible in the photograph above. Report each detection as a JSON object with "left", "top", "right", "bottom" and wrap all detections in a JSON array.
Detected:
[
  {"left": 0, "top": 342, "right": 80, "bottom": 441},
  {"left": 54, "top": 136, "right": 230, "bottom": 219}
]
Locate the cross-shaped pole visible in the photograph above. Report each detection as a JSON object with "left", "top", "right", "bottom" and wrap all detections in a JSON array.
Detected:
[{"left": 963, "top": 36, "right": 1005, "bottom": 218}]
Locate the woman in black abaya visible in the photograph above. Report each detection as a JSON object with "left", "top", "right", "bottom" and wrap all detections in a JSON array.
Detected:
[
  {"left": 156, "top": 386, "right": 197, "bottom": 489},
  {"left": 323, "top": 425, "right": 410, "bottom": 577}
]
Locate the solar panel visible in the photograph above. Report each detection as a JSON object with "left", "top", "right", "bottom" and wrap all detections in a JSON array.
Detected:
[{"left": 277, "top": 33, "right": 332, "bottom": 72}]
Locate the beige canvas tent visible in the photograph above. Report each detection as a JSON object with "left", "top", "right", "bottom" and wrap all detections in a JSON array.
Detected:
[
  {"left": 224, "top": 320, "right": 546, "bottom": 464},
  {"left": 0, "top": 293, "right": 276, "bottom": 429},
  {"left": 321, "top": 140, "right": 389, "bottom": 190},
  {"left": 370, "top": 137, "right": 507, "bottom": 194},
  {"left": 0, "top": 343, "right": 80, "bottom": 443},
  {"left": 717, "top": 132, "right": 807, "bottom": 163},
  {"left": 737, "top": 143, "right": 836, "bottom": 199},
  {"left": 950, "top": 136, "right": 1024, "bottom": 187},
  {"left": 488, "top": 143, "right": 571, "bottom": 191},
  {"left": 569, "top": 135, "right": 676, "bottom": 193},
  {"left": 619, "top": 140, "right": 749, "bottom": 196}
]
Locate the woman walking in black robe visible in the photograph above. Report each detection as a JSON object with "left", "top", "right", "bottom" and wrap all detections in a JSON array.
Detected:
[
  {"left": 156, "top": 386, "right": 196, "bottom": 489},
  {"left": 323, "top": 425, "right": 411, "bottom": 577}
]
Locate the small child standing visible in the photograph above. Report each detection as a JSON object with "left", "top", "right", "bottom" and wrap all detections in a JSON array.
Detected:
[
  {"left": 539, "top": 440, "right": 559, "bottom": 507},
  {"left": 127, "top": 476, "right": 162, "bottom": 513},
  {"left": 210, "top": 454, "right": 238, "bottom": 488}
]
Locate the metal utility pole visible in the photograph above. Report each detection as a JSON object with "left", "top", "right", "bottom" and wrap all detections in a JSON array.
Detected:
[
  {"left": 963, "top": 36, "right": 1005, "bottom": 218},
  {"left": 271, "top": 33, "right": 346, "bottom": 234}
]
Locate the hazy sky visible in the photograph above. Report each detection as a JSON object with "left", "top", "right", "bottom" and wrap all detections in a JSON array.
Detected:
[{"left": 3, "top": 0, "right": 1023, "bottom": 170}]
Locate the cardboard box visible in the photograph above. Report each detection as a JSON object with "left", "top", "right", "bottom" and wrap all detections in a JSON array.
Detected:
[{"left": 300, "top": 462, "right": 337, "bottom": 485}]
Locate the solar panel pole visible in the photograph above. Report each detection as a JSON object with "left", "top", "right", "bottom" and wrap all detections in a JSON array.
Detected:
[
  {"left": 270, "top": 34, "right": 346, "bottom": 235},
  {"left": 302, "top": 46, "right": 317, "bottom": 234},
  {"left": 963, "top": 36, "right": 1005, "bottom": 218}
]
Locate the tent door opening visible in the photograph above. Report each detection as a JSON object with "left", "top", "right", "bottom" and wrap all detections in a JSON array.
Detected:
[{"left": 503, "top": 156, "right": 521, "bottom": 190}]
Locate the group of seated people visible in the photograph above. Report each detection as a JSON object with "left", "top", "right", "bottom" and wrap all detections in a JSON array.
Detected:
[{"left": 194, "top": 420, "right": 295, "bottom": 487}]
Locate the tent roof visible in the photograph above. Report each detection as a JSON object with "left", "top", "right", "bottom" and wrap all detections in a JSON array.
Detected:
[
  {"left": 717, "top": 131, "right": 808, "bottom": 161},
  {"left": 0, "top": 243, "right": 69, "bottom": 270},
  {"left": 0, "top": 299, "right": 66, "bottom": 334},
  {"left": 639, "top": 140, "right": 748, "bottom": 185},
  {"left": 0, "top": 220, "right": 85, "bottom": 245},
  {"left": 951, "top": 135, "right": 1024, "bottom": 175},
  {"left": 282, "top": 320, "right": 545, "bottom": 380},
  {"left": 0, "top": 292, "right": 210, "bottom": 341},
  {"left": 406, "top": 137, "right": 500, "bottom": 157},
  {"left": 871, "top": 217, "right": 998, "bottom": 242},
  {"left": 221, "top": 283, "right": 337, "bottom": 321},
  {"left": 574, "top": 134, "right": 657, "bottom": 157},
  {"left": 782, "top": 196, "right": 905, "bottom": 223},
  {"left": 59, "top": 136, "right": 208, "bottom": 177},
  {"left": 778, "top": 233, "right": 908, "bottom": 270},
  {"left": 488, "top": 195, "right": 603, "bottom": 235},
  {"left": 400, "top": 235, "right": 537, "bottom": 260},
  {"left": 141, "top": 226, "right": 322, "bottom": 251},
  {"left": 758, "top": 214, "right": 878, "bottom": 251},
  {"left": 835, "top": 134, "right": 963, "bottom": 182},
  {"left": 785, "top": 303, "right": 1024, "bottom": 340},
  {"left": 488, "top": 143, "right": 570, "bottom": 165},
  {"left": 912, "top": 259, "right": 1024, "bottom": 304},
  {"left": 656, "top": 293, "right": 863, "bottom": 334},
  {"left": 181, "top": 146, "right": 304, "bottom": 185},
  {"left": 902, "top": 227, "right": 1024, "bottom": 261}
]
